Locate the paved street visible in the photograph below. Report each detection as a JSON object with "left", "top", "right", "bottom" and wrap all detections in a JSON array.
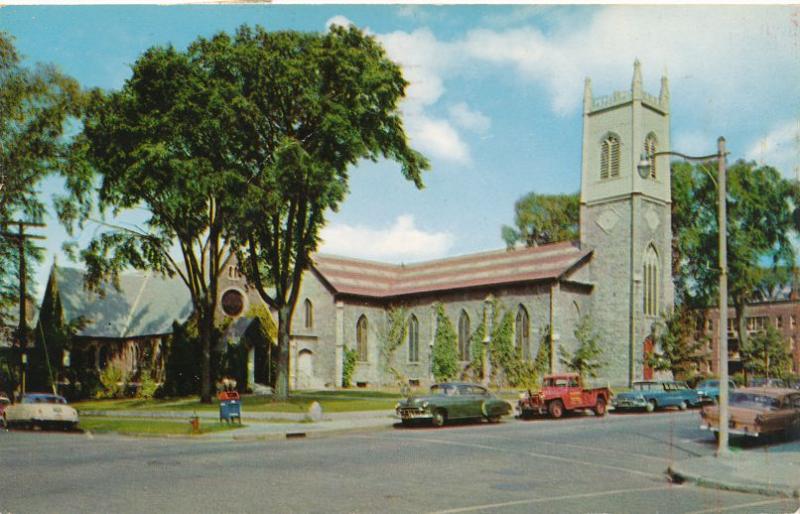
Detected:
[{"left": 3, "top": 410, "right": 799, "bottom": 513}]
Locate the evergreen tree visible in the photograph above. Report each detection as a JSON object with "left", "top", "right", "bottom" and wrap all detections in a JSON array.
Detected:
[{"left": 558, "top": 316, "right": 605, "bottom": 381}]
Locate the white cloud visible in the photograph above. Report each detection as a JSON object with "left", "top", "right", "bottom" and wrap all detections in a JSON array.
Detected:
[
  {"left": 746, "top": 120, "right": 800, "bottom": 179},
  {"left": 673, "top": 130, "right": 718, "bottom": 158},
  {"left": 406, "top": 114, "right": 470, "bottom": 164},
  {"left": 325, "top": 15, "right": 355, "bottom": 31},
  {"left": 319, "top": 215, "right": 454, "bottom": 262},
  {"left": 448, "top": 102, "right": 491, "bottom": 134}
]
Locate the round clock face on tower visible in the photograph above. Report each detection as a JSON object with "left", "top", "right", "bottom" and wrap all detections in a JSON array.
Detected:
[{"left": 221, "top": 289, "right": 245, "bottom": 316}]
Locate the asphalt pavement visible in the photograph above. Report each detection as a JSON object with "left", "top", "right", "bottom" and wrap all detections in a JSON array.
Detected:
[{"left": 4, "top": 408, "right": 800, "bottom": 513}]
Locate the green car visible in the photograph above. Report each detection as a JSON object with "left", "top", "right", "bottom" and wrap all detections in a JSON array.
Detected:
[{"left": 395, "top": 382, "right": 512, "bottom": 427}]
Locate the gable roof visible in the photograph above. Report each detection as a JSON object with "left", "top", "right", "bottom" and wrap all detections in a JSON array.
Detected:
[
  {"left": 55, "top": 266, "right": 193, "bottom": 339},
  {"left": 312, "top": 241, "right": 592, "bottom": 299}
]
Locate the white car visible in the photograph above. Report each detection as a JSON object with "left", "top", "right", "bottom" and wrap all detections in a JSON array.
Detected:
[{"left": 2, "top": 393, "right": 79, "bottom": 430}]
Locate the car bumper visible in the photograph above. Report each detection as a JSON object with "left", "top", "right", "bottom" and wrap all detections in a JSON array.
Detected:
[
  {"left": 396, "top": 408, "right": 433, "bottom": 420},
  {"left": 611, "top": 399, "right": 648, "bottom": 409},
  {"left": 700, "top": 424, "right": 761, "bottom": 437}
]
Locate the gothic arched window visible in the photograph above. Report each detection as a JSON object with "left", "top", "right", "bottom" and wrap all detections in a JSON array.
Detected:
[
  {"left": 408, "top": 315, "right": 419, "bottom": 363},
  {"left": 304, "top": 299, "right": 313, "bottom": 329},
  {"left": 601, "top": 134, "right": 621, "bottom": 179},
  {"left": 356, "top": 315, "right": 368, "bottom": 362},
  {"left": 458, "top": 311, "right": 471, "bottom": 361},
  {"left": 643, "top": 245, "right": 659, "bottom": 317},
  {"left": 644, "top": 133, "right": 658, "bottom": 180},
  {"left": 515, "top": 306, "right": 530, "bottom": 360}
]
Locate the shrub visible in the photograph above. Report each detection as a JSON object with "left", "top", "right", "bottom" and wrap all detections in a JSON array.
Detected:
[
  {"left": 342, "top": 348, "right": 358, "bottom": 387},
  {"left": 137, "top": 373, "right": 160, "bottom": 400},
  {"left": 97, "top": 363, "right": 128, "bottom": 399}
]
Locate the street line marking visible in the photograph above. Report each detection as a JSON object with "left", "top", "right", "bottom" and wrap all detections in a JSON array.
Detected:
[
  {"left": 360, "top": 434, "right": 663, "bottom": 479},
  {"left": 426, "top": 485, "right": 673, "bottom": 513},
  {"left": 475, "top": 432, "right": 672, "bottom": 463},
  {"left": 683, "top": 498, "right": 798, "bottom": 514}
]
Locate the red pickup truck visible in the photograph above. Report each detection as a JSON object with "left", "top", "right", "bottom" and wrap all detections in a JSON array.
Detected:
[{"left": 518, "top": 373, "right": 611, "bottom": 418}]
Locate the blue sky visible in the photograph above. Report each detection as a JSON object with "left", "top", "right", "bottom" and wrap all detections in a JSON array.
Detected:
[{"left": 1, "top": 5, "right": 799, "bottom": 298}]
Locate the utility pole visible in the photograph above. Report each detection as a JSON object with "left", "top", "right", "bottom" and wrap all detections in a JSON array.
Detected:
[{"left": 1, "top": 220, "right": 45, "bottom": 395}]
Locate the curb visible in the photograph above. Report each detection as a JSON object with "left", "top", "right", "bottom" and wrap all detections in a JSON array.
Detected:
[
  {"left": 229, "top": 422, "right": 393, "bottom": 442},
  {"left": 667, "top": 464, "right": 800, "bottom": 499}
]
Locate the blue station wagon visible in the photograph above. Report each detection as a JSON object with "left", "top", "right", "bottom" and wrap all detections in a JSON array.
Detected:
[{"left": 612, "top": 381, "right": 704, "bottom": 412}]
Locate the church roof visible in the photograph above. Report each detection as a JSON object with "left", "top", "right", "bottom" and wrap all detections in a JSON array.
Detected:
[
  {"left": 312, "top": 241, "right": 592, "bottom": 299},
  {"left": 54, "top": 266, "right": 193, "bottom": 339}
]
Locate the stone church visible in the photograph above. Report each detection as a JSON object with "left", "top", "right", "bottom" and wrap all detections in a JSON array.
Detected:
[{"left": 217, "top": 61, "right": 675, "bottom": 390}]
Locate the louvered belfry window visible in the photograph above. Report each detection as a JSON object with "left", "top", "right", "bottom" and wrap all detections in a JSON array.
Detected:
[
  {"left": 644, "top": 133, "right": 657, "bottom": 179},
  {"left": 601, "top": 134, "right": 620, "bottom": 179}
]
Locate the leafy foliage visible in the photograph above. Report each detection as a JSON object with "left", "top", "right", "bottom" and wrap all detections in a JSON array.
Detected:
[
  {"left": 342, "top": 347, "right": 359, "bottom": 388},
  {"left": 645, "top": 308, "right": 709, "bottom": 380},
  {"left": 558, "top": 316, "right": 605, "bottom": 381},
  {"left": 740, "top": 324, "right": 793, "bottom": 379},
  {"left": 671, "top": 160, "right": 796, "bottom": 354},
  {"left": 432, "top": 304, "right": 459, "bottom": 382},
  {"left": 502, "top": 192, "right": 579, "bottom": 248},
  {"left": 0, "top": 32, "right": 81, "bottom": 319},
  {"left": 136, "top": 373, "right": 160, "bottom": 400},
  {"left": 213, "top": 25, "right": 428, "bottom": 399},
  {"left": 533, "top": 324, "right": 552, "bottom": 377}
]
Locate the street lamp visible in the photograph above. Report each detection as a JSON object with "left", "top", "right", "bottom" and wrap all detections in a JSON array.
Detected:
[{"left": 637, "top": 137, "right": 730, "bottom": 457}]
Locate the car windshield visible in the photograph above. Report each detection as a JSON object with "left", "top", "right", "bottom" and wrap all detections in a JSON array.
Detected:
[
  {"left": 430, "top": 385, "right": 458, "bottom": 396},
  {"left": 632, "top": 383, "right": 651, "bottom": 391},
  {"left": 730, "top": 392, "right": 780, "bottom": 410},
  {"left": 698, "top": 380, "right": 719, "bottom": 388},
  {"left": 21, "top": 395, "right": 66, "bottom": 405}
]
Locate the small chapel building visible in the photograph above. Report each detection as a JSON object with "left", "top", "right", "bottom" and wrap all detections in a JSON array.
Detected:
[{"left": 218, "top": 61, "right": 675, "bottom": 389}]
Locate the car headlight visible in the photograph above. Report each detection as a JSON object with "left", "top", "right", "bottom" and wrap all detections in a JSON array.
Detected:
[
  {"left": 518, "top": 392, "right": 527, "bottom": 400},
  {"left": 421, "top": 401, "right": 429, "bottom": 409},
  {"left": 394, "top": 402, "right": 400, "bottom": 410}
]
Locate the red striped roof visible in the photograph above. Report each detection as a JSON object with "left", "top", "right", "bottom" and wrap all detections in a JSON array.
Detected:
[{"left": 312, "top": 241, "right": 592, "bottom": 298}]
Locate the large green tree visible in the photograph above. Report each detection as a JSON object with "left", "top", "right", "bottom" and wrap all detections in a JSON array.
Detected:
[
  {"left": 672, "top": 160, "right": 796, "bottom": 355},
  {"left": 741, "top": 324, "right": 793, "bottom": 380},
  {"left": 501, "top": 192, "right": 579, "bottom": 248},
  {"left": 62, "top": 36, "right": 244, "bottom": 403},
  {"left": 0, "top": 33, "right": 81, "bottom": 318},
  {"left": 220, "top": 25, "right": 428, "bottom": 399}
]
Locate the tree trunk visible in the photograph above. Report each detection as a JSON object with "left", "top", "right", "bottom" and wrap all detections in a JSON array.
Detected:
[
  {"left": 199, "top": 309, "right": 213, "bottom": 404},
  {"left": 275, "top": 306, "right": 291, "bottom": 401}
]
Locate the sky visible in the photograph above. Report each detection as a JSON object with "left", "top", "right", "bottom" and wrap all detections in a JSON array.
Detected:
[{"left": 1, "top": 4, "right": 799, "bottom": 299}]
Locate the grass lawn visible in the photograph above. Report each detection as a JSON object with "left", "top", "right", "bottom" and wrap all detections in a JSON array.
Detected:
[
  {"left": 74, "top": 390, "right": 403, "bottom": 414},
  {"left": 79, "top": 416, "right": 243, "bottom": 436}
]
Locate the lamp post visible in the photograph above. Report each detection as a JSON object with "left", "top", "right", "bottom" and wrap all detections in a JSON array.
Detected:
[{"left": 637, "top": 137, "right": 730, "bottom": 457}]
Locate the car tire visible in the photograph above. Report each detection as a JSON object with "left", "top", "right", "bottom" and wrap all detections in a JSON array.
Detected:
[
  {"left": 594, "top": 397, "right": 607, "bottom": 417},
  {"left": 678, "top": 401, "right": 688, "bottom": 411},
  {"left": 645, "top": 400, "right": 656, "bottom": 413},
  {"left": 432, "top": 409, "right": 447, "bottom": 428},
  {"left": 1, "top": 413, "right": 7, "bottom": 429},
  {"left": 486, "top": 415, "right": 501, "bottom": 424},
  {"left": 548, "top": 400, "right": 564, "bottom": 419},
  {"left": 401, "top": 419, "right": 414, "bottom": 427}
]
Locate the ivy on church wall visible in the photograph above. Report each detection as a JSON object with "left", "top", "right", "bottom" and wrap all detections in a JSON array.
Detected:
[
  {"left": 462, "top": 299, "right": 540, "bottom": 389},
  {"left": 432, "top": 304, "right": 459, "bottom": 382},
  {"left": 378, "top": 307, "right": 409, "bottom": 386}
]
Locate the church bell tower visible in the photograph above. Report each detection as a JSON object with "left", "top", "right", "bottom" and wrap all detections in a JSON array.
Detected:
[{"left": 579, "top": 60, "right": 674, "bottom": 386}]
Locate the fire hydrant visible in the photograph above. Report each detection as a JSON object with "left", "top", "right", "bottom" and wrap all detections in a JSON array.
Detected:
[{"left": 189, "top": 414, "right": 200, "bottom": 434}]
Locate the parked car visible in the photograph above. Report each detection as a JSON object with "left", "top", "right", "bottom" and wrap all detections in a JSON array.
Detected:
[
  {"left": 517, "top": 373, "right": 611, "bottom": 418},
  {"left": 2, "top": 393, "right": 79, "bottom": 430},
  {"left": 611, "top": 380, "right": 704, "bottom": 412},
  {"left": 694, "top": 379, "right": 736, "bottom": 403},
  {"left": 395, "top": 382, "right": 511, "bottom": 427},
  {"left": 747, "top": 377, "right": 786, "bottom": 388},
  {"left": 700, "top": 387, "right": 800, "bottom": 440}
]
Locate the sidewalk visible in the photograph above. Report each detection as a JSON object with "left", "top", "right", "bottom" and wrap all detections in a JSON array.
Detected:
[
  {"left": 79, "top": 408, "right": 398, "bottom": 441},
  {"left": 668, "top": 440, "right": 800, "bottom": 499}
]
